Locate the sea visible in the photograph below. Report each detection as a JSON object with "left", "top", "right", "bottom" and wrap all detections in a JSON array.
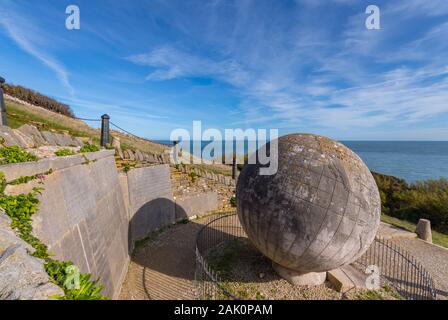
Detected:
[{"left": 155, "top": 140, "right": 448, "bottom": 183}]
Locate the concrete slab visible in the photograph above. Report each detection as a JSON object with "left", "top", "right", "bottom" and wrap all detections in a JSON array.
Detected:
[
  {"left": 327, "top": 265, "right": 368, "bottom": 293},
  {"left": 376, "top": 222, "right": 417, "bottom": 240}
]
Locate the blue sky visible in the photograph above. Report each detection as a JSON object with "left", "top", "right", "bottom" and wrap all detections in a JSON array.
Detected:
[{"left": 0, "top": 0, "right": 447, "bottom": 140}]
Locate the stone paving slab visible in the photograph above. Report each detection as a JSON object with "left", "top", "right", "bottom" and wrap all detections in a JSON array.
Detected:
[{"left": 376, "top": 222, "right": 417, "bottom": 240}]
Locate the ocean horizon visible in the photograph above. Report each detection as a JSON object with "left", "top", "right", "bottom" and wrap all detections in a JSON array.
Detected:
[{"left": 155, "top": 140, "right": 448, "bottom": 183}]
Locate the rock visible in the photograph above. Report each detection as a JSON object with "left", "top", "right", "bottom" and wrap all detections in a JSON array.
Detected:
[
  {"left": 12, "top": 129, "right": 35, "bottom": 148},
  {"left": 0, "top": 126, "right": 23, "bottom": 147},
  {"left": 416, "top": 219, "right": 433, "bottom": 243},
  {"left": 272, "top": 262, "right": 326, "bottom": 286},
  {"left": 0, "top": 210, "right": 64, "bottom": 300},
  {"left": 128, "top": 150, "right": 135, "bottom": 161},
  {"left": 40, "top": 131, "right": 58, "bottom": 145},
  {"left": 116, "top": 148, "right": 124, "bottom": 160},
  {"left": 259, "top": 272, "right": 265, "bottom": 279},
  {"left": 135, "top": 150, "right": 143, "bottom": 162},
  {"left": 111, "top": 136, "right": 121, "bottom": 150},
  {"left": 17, "top": 124, "right": 47, "bottom": 146},
  {"left": 72, "top": 137, "right": 84, "bottom": 147}
]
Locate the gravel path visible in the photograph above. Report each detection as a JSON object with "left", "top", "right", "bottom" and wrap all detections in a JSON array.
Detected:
[{"left": 390, "top": 238, "right": 448, "bottom": 300}]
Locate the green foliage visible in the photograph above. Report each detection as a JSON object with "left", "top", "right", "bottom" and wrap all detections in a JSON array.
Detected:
[
  {"left": 55, "top": 149, "right": 75, "bottom": 157},
  {"left": 0, "top": 171, "right": 107, "bottom": 300},
  {"left": 229, "top": 196, "right": 237, "bottom": 207},
  {"left": 0, "top": 146, "right": 38, "bottom": 164},
  {"left": 188, "top": 171, "right": 197, "bottom": 183},
  {"left": 8, "top": 169, "right": 53, "bottom": 187},
  {"left": 79, "top": 144, "right": 100, "bottom": 153},
  {"left": 2, "top": 83, "right": 74, "bottom": 117},
  {"left": 123, "top": 164, "right": 131, "bottom": 173},
  {"left": 373, "top": 172, "right": 448, "bottom": 234}
]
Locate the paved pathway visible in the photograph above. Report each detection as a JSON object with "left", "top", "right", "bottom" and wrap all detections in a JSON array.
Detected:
[{"left": 390, "top": 238, "right": 448, "bottom": 300}]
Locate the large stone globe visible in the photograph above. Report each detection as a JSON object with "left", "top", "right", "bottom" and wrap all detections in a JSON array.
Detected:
[{"left": 236, "top": 134, "right": 381, "bottom": 274}]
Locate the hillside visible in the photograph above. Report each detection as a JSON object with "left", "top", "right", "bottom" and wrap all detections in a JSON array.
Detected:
[{"left": 5, "top": 96, "right": 168, "bottom": 155}]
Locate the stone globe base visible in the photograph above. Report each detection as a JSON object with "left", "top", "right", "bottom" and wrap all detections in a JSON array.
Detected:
[{"left": 272, "top": 262, "right": 326, "bottom": 286}]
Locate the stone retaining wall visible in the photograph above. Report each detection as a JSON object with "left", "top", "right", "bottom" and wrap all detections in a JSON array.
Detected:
[
  {"left": 0, "top": 150, "right": 129, "bottom": 298},
  {"left": 0, "top": 124, "right": 83, "bottom": 149},
  {"left": 0, "top": 151, "right": 219, "bottom": 299}
]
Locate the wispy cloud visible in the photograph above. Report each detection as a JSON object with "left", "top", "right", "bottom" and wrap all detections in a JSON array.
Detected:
[
  {"left": 0, "top": 3, "right": 74, "bottom": 95},
  {"left": 125, "top": 0, "right": 448, "bottom": 138}
]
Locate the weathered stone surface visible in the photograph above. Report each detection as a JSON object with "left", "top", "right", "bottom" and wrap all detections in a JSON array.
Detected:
[
  {"left": 17, "top": 124, "right": 47, "bottom": 146},
  {"left": 1, "top": 150, "right": 127, "bottom": 298},
  {"left": 128, "top": 150, "right": 135, "bottom": 161},
  {"left": 175, "top": 192, "right": 218, "bottom": 220},
  {"left": 127, "top": 165, "right": 175, "bottom": 245},
  {"left": 111, "top": 136, "right": 121, "bottom": 150},
  {"left": 0, "top": 211, "right": 64, "bottom": 300},
  {"left": 72, "top": 137, "right": 84, "bottom": 147},
  {"left": 12, "top": 129, "right": 35, "bottom": 148},
  {"left": 237, "top": 133, "right": 381, "bottom": 274},
  {"left": 0, "top": 125, "right": 23, "bottom": 147},
  {"left": 135, "top": 150, "right": 143, "bottom": 162},
  {"left": 416, "top": 219, "right": 433, "bottom": 243},
  {"left": 327, "top": 265, "right": 368, "bottom": 293},
  {"left": 40, "top": 131, "right": 58, "bottom": 145},
  {"left": 272, "top": 262, "right": 326, "bottom": 286},
  {"left": 116, "top": 148, "right": 124, "bottom": 160}
]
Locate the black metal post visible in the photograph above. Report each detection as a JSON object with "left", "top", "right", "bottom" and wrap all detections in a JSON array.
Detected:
[
  {"left": 100, "top": 114, "right": 110, "bottom": 147},
  {"left": 232, "top": 153, "right": 237, "bottom": 180},
  {"left": 0, "top": 76, "right": 6, "bottom": 126}
]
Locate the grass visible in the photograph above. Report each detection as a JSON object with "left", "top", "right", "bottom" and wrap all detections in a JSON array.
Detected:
[
  {"left": 381, "top": 214, "right": 448, "bottom": 248},
  {"left": 5, "top": 99, "right": 168, "bottom": 156},
  {"left": 6, "top": 100, "right": 94, "bottom": 137}
]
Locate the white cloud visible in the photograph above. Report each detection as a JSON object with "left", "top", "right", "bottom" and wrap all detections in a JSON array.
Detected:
[{"left": 0, "top": 3, "right": 74, "bottom": 95}]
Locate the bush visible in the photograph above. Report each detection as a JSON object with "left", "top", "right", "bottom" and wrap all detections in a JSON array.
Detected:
[
  {"left": 229, "top": 196, "right": 237, "bottom": 207},
  {"left": 79, "top": 144, "right": 100, "bottom": 153},
  {"left": 55, "top": 149, "right": 75, "bottom": 157},
  {"left": 0, "top": 146, "right": 38, "bottom": 164},
  {"left": 373, "top": 172, "right": 448, "bottom": 234},
  {"left": 1, "top": 83, "right": 75, "bottom": 117}
]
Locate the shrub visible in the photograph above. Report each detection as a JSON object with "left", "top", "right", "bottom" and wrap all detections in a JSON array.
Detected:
[
  {"left": 55, "top": 149, "right": 75, "bottom": 157},
  {"left": 0, "top": 146, "right": 38, "bottom": 164},
  {"left": 1, "top": 83, "right": 75, "bottom": 117},
  {"left": 188, "top": 171, "right": 197, "bottom": 183},
  {"left": 79, "top": 144, "right": 100, "bottom": 153},
  {"left": 229, "top": 196, "right": 237, "bottom": 207},
  {"left": 373, "top": 172, "right": 448, "bottom": 234}
]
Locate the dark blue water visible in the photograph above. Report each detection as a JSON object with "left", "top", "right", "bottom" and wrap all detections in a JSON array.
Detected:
[
  {"left": 156, "top": 140, "right": 448, "bottom": 183},
  {"left": 342, "top": 141, "right": 448, "bottom": 183}
]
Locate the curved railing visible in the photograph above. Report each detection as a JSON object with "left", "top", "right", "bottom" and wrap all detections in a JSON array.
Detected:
[{"left": 194, "top": 214, "right": 437, "bottom": 300}]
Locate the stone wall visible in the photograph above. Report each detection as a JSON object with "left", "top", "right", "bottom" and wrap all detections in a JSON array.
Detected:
[
  {"left": 0, "top": 150, "right": 129, "bottom": 298},
  {"left": 124, "top": 165, "right": 176, "bottom": 249},
  {"left": 0, "top": 210, "right": 63, "bottom": 299},
  {"left": 0, "top": 151, "right": 220, "bottom": 299},
  {"left": 121, "top": 165, "right": 220, "bottom": 250},
  {"left": 0, "top": 124, "right": 83, "bottom": 149},
  {"left": 175, "top": 192, "right": 218, "bottom": 220}
]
